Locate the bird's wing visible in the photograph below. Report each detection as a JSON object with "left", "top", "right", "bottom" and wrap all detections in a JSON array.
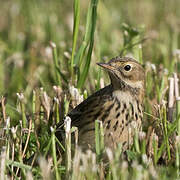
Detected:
[
  {"left": 56, "top": 85, "right": 112, "bottom": 135},
  {"left": 69, "top": 85, "right": 113, "bottom": 125}
]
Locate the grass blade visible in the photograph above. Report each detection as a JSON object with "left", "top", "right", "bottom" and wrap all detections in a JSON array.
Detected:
[
  {"left": 71, "top": 0, "right": 80, "bottom": 79},
  {"left": 77, "top": 0, "right": 98, "bottom": 88},
  {"left": 51, "top": 127, "right": 60, "bottom": 180},
  {"left": 50, "top": 42, "right": 61, "bottom": 86}
]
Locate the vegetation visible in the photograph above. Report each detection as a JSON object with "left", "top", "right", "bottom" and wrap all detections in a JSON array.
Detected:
[{"left": 0, "top": 0, "right": 180, "bottom": 179}]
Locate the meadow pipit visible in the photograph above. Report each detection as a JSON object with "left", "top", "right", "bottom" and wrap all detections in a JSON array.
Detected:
[{"left": 56, "top": 56, "right": 145, "bottom": 151}]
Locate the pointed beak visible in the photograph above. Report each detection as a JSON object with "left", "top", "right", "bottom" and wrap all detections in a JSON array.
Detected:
[{"left": 97, "top": 62, "right": 115, "bottom": 71}]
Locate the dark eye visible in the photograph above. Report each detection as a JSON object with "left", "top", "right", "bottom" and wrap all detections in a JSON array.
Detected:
[{"left": 124, "top": 65, "right": 131, "bottom": 71}]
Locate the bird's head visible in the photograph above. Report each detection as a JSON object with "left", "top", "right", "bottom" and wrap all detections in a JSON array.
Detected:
[{"left": 97, "top": 57, "right": 145, "bottom": 96}]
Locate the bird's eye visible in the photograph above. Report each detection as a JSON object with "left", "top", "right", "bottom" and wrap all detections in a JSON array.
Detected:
[{"left": 124, "top": 65, "right": 131, "bottom": 71}]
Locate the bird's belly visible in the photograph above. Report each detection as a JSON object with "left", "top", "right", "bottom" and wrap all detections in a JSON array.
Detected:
[{"left": 78, "top": 98, "right": 143, "bottom": 151}]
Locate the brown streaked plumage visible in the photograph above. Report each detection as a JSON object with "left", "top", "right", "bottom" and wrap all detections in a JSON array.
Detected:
[{"left": 56, "top": 56, "right": 145, "bottom": 151}]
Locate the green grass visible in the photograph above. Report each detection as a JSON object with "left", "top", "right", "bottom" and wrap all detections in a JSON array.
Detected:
[{"left": 0, "top": 0, "right": 180, "bottom": 179}]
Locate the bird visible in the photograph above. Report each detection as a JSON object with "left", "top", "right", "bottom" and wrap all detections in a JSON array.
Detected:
[{"left": 56, "top": 56, "right": 145, "bottom": 152}]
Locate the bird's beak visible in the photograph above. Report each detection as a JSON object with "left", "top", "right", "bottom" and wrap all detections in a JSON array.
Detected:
[{"left": 97, "top": 62, "right": 115, "bottom": 71}]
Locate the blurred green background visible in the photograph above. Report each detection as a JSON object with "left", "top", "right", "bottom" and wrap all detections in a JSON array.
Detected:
[
  {"left": 0, "top": 0, "right": 179, "bottom": 103},
  {"left": 0, "top": 1, "right": 180, "bottom": 178}
]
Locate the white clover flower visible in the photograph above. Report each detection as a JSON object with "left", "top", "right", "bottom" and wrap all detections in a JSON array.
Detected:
[
  {"left": 106, "top": 148, "right": 113, "bottom": 162},
  {"left": 44, "top": 46, "right": 52, "bottom": 59},
  {"left": 69, "top": 85, "right": 84, "bottom": 105},
  {"left": 16, "top": 93, "right": 24, "bottom": 100},
  {"left": 64, "top": 116, "right": 71, "bottom": 133},
  {"left": 139, "top": 131, "right": 146, "bottom": 141},
  {"left": 151, "top": 63, "right": 156, "bottom": 72}
]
